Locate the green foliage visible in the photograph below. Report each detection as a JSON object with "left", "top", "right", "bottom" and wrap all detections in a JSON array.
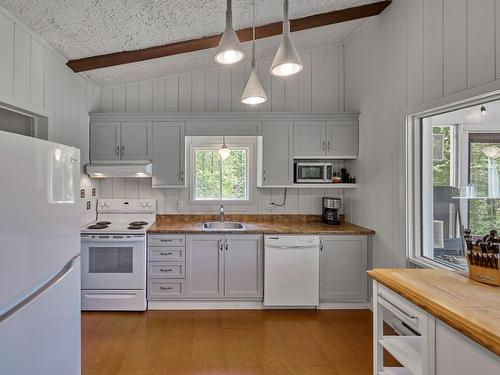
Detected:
[
  {"left": 432, "top": 127, "right": 451, "bottom": 186},
  {"left": 194, "top": 148, "right": 248, "bottom": 200}
]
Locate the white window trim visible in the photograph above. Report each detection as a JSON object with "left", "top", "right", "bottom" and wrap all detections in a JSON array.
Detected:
[
  {"left": 406, "top": 87, "right": 500, "bottom": 269},
  {"left": 187, "top": 137, "right": 256, "bottom": 205}
]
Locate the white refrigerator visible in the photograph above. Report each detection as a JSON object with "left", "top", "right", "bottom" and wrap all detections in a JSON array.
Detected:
[{"left": 0, "top": 130, "right": 81, "bottom": 375}]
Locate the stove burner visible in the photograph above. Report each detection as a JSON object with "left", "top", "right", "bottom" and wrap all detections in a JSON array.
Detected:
[
  {"left": 128, "top": 225, "right": 144, "bottom": 230},
  {"left": 96, "top": 221, "right": 111, "bottom": 225},
  {"left": 130, "top": 221, "right": 148, "bottom": 226},
  {"left": 87, "top": 224, "right": 108, "bottom": 230}
]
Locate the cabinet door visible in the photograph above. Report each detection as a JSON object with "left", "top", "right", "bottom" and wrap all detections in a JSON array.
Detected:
[
  {"left": 224, "top": 235, "right": 263, "bottom": 299},
  {"left": 293, "top": 121, "right": 326, "bottom": 157},
  {"left": 326, "top": 120, "right": 359, "bottom": 158},
  {"left": 185, "top": 235, "right": 224, "bottom": 298},
  {"left": 152, "top": 122, "right": 185, "bottom": 187},
  {"left": 260, "top": 121, "right": 293, "bottom": 186},
  {"left": 320, "top": 236, "right": 367, "bottom": 301},
  {"left": 121, "top": 122, "right": 152, "bottom": 160},
  {"left": 90, "top": 122, "right": 120, "bottom": 160}
]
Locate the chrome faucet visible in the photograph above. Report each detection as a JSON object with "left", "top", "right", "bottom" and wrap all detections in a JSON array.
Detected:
[{"left": 219, "top": 203, "right": 225, "bottom": 223}]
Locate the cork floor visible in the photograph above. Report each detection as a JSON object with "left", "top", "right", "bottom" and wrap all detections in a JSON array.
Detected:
[{"left": 82, "top": 309, "right": 399, "bottom": 375}]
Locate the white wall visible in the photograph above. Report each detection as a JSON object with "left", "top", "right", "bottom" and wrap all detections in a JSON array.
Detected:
[
  {"left": 344, "top": 0, "right": 500, "bottom": 268},
  {"left": 0, "top": 7, "right": 101, "bottom": 226},
  {"left": 97, "top": 43, "right": 351, "bottom": 215}
]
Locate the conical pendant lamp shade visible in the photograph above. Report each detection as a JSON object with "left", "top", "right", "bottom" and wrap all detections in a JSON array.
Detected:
[
  {"left": 215, "top": 0, "right": 244, "bottom": 64},
  {"left": 271, "top": 0, "right": 303, "bottom": 76},
  {"left": 241, "top": 63, "right": 267, "bottom": 105}
]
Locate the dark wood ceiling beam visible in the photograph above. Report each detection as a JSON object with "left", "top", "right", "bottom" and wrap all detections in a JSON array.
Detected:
[{"left": 67, "top": 1, "right": 391, "bottom": 73}]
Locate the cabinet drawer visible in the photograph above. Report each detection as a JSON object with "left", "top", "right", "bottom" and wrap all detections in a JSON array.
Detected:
[
  {"left": 148, "top": 279, "right": 185, "bottom": 299},
  {"left": 148, "top": 247, "right": 185, "bottom": 262},
  {"left": 148, "top": 262, "right": 185, "bottom": 278},
  {"left": 148, "top": 235, "right": 185, "bottom": 247},
  {"left": 377, "top": 284, "right": 426, "bottom": 332}
]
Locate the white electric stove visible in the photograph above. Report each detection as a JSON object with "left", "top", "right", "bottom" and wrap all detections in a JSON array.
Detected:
[{"left": 80, "top": 199, "right": 156, "bottom": 311}]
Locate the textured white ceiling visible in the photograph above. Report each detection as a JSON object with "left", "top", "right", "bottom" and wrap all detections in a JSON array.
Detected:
[
  {"left": 0, "top": 0, "right": 378, "bottom": 60},
  {"left": 86, "top": 20, "right": 365, "bottom": 87}
]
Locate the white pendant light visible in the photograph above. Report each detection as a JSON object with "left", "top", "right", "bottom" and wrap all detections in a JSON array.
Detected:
[
  {"left": 271, "top": 0, "right": 303, "bottom": 77},
  {"left": 215, "top": 0, "right": 245, "bottom": 65},
  {"left": 241, "top": 0, "right": 267, "bottom": 105},
  {"left": 219, "top": 136, "right": 231, "bottom": 160}
]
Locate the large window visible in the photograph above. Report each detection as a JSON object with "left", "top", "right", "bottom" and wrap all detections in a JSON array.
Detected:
[
  {"left": 191, "top": 145, "right": 250, "bottom": 201},
  {"left": 410, "top": 101, "right": 500, "bottom": 269}
]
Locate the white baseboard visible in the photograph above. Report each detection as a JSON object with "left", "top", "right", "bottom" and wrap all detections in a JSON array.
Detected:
[{"left": 147, "top": 300, "right": 371, "bottom": 310}]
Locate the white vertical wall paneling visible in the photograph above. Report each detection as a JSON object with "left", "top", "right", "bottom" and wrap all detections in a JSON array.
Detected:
[
  {"left": 423, "top": 0, "right": 443, "bottom": 102},
  {"left": 165, "top": 75, "right": 179, "bottom": 112},
  {"left": 99, "top": 179, "right": 113, "bottom": 198},
  {"left": 152, "top": 78, "right": 166, "bottom": 112},
  {"left": 467, "top": 0, "right": 495, "bottom": 88},
  {"left": 218, "top": 67, "right": 232, "bottom": 111},
  {"left": 443, "top": 0, "right": 467, "bottom": 95},
  {"left": 256, "top": 56, "right": 272, "bottom": 112},
  {"left": 0, "top": 12, "right": 13, "bottom": 95},
  {"left": 13, "top": 24, "right": 30, "bottom": 101},
  {"left": 125, "top": 178, "right": 139, "bottom": 198},
  {"left": 298, "top": 49, "right": 312, "bottom": 112},
  {"left": 406, "top": 0, "right": 424, "bottom": 108},
  {"left": 112, "top": 86, "right": 126, "bottom": 112},
  {"left": 100, "top": 87, "right": 113, "bottom": 112},
  {"left": 112, "top": 178, "right": 126, "bottom": 198},
  {"left": 125, "top": 83, "right": 139, "bottom": 112},
  {"left": 191, "top": 70, "right": 205, "bottom": 112},
  {"left": 178, "top": 73, "right": 192, "bottom": 112},
  {"left": 497, "top": 0, "right": 500, "bottom": 79},
  {"left": 271, "top": 75, "right": 285, "bottom": 112},
  {"left": 29, "top": 38, "right": 44, "bottom": 107},
  {"left": 205, "top": 68, "right": 219, "bottom": 112},
  {"left": 284, "top": 73, "right": 299, "bottom": 112},
  {"left": 311, "top": 47, "right": 327, "bottom": 112},
  {"left": 138, "top": 178, "right": 152, "bottom": 198},
  {"left": 231, "top": 62, "right": 245, "bottom": 112},
  {"left": 139, "top": 80, "right": 153, "bottom": 112},
  {"left": 325, "top": 45, "right": 340, "bottom": 112}
]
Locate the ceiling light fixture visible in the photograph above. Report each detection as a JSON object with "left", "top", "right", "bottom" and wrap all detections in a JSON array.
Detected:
[
  {"left": 480, "top": 105, "right": 488, "bottom": 116},
  {"left": 219, "top": 136, "right": 231, "bottom": 160},
  {"left": 241, "top": 0, "right": 267, "bottom": 105},
  {"left": 215, "top": 0, "right": 245, "bottom": 65},
  {"left": 270, "top": 0, "right": 303, "bottom": 77}
]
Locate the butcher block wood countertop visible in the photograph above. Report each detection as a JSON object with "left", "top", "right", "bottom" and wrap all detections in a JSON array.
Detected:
[
  {"left": 368, "top": 268, "right": 500, "bottom": 356},
  {"left": 147, "top": 214, "right": 375, "bottom": 235}
]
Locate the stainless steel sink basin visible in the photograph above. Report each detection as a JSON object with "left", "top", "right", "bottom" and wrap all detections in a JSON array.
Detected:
[{"left": 202, "top": 221, "right": 246, "bottom": 231}]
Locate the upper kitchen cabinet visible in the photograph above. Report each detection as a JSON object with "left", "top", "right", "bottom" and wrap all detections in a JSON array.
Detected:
[
  {"left": 152, "top": 122, "right": 186, "bottom": 187},
  {"left": 293, "top": 115, "right": 359, "bottom": 159},
  {"left": 90, "top": 122, "right": 121, "bottom": 160},
  {"left": 90, "top": 121, "right": 152, "bottom": 161},
  {"left": 257, "top": 121, "right": 294, "bottom": 187}
]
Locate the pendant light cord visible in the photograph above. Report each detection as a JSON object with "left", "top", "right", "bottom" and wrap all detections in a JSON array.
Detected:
[
  {"left": 251, "top": 0, "right": 256, "bottom": 65},
  {"left": 283, "top": 0, "right": 290, "bottom": 34}
]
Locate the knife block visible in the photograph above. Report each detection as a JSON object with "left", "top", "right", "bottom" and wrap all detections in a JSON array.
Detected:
[{"left": 467, "top": 246, "right": 500, "bottom": 286}]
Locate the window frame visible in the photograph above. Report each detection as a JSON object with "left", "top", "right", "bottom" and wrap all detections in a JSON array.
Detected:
[
  {"left": 188, "top": 137, "right": 255, "bottom": 205},
  {"left": 406, "top": 89, "right": 500, "bottom": 270}
]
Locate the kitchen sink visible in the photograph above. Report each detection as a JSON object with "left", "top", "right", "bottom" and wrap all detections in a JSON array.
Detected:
[{"left": 202, "top": 221, "right": 246, "bottom": 231}]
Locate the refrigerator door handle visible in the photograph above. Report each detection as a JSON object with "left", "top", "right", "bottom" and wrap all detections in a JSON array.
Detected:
[{"left": 0, "top": 254, "right": 80, "bottom": 325}]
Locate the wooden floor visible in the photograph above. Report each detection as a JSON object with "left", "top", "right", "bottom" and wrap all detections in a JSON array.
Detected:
[{"left": 82, "top": 309, "right": 399, "bottom": 375}]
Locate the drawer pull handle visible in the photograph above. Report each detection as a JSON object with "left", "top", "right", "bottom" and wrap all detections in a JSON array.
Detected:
[
  {"left": 160, "top": 286, "right": 174, "bottom": 290},
  {"left": 160, "top": 239, "right": 173, "bottom": 242},
  {"left": 378, "top": 295, "right": 419, "bottom": 326},
  {"left": 160, "top": 252, "right": 173, "bottom": 255},
  {"left": 160, "top": 269, "right": 174, "bottom": 272}
]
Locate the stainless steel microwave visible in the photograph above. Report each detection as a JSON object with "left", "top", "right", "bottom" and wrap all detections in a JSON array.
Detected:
[{"left": 294, "top": 162, "right": 333, "bottom": 183}]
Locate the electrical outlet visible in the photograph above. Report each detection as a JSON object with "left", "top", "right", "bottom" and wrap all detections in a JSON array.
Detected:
[
  {"left": 80, "top": 189, "right": 85, "bottom": 199},
  {"left": 86, "top": 201, "right": 91, "bottom": 210},
  {"left": 177, "top": 200, "right": 183, "bottom": 211},
  {"left": 91, "top": 188, "right": 96, "bottom": 196}
]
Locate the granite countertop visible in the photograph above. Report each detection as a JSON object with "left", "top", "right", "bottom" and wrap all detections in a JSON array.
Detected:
[
  {"left": 368, "top": 268, "right": 500, "bottom": 356},
  {"left": 147, "top": 214, "right": 375, "bottom": 235}
]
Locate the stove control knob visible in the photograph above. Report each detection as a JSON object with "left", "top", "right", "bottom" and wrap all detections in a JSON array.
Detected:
[
  {"left": 105, "top": 202, "right": 111, "bottom": 208},
  {"left": 146, "top": 202, "right": 152, "bottom": 207},
  {"left": 141, "top": 202, "right": 147, "bottom": 208},
  {"left": 100, "top": 202, "right": 106, "bottom": 208}
]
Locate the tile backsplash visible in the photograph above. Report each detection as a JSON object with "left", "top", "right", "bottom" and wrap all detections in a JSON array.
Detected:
[{"left": 80, "top": 175, "right": 98, "bottom": 226}]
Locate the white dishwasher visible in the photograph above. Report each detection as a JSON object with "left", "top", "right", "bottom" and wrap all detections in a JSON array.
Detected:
[{"left": 264, "top": 235, "right": 320, "bottom": 307}]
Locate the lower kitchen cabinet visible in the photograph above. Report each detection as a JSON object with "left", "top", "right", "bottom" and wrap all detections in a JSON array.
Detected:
[
  {"left": 185, "top": 234, "right": 263, "bottom": 300},
  {"left": 320, "top": 235, "right": 368, "bottom": 302},
  {"left": 224, "top": 235, "right": 263, "bottom": 299},
  {"left": 186, "top": 235, "right": 224, "bottom": 298}
]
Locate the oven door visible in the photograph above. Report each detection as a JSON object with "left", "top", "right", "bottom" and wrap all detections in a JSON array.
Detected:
[
  {"left": 81, "top": 235, "right": 146, "bottom": 290},
  {"left": 295, "top": 163, "right": 327, "bottom": 183}
]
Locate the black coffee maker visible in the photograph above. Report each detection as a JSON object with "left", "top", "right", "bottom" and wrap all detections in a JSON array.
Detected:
[{"left": 322, "top": 197, "right": 341, "bottom": 225}]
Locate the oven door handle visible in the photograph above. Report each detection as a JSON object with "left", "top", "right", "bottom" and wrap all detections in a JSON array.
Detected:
[{"left": 81, "top": 237, "right": 145, "bottom": 243}]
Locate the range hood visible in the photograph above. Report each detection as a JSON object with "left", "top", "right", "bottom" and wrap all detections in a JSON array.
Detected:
[{"left": 86, "top": 161, "right": 152, "bottom": 178}]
